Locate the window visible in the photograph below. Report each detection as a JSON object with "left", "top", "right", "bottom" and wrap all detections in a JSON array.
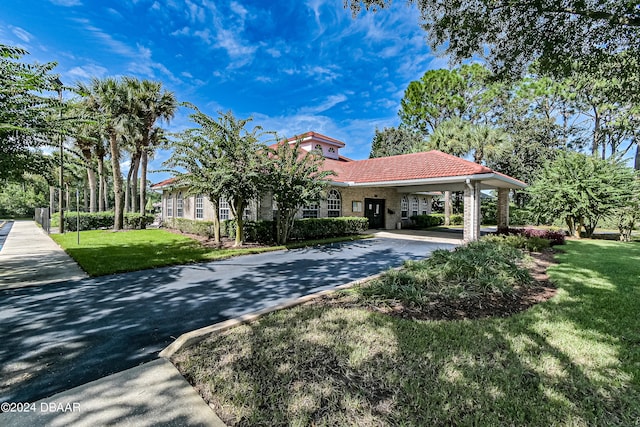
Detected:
[
  {"left": 314, "top": 144, "right": 322, "bottom": 152},
  {"left": 401, "top": 195, "right": 409, "bottom": 219},
  {"left": 421, "top": 197, "right": 429, "bottom": 215},
  {"left": 302, "top": 203, "right": 319, "bottom": 218},
  {"left": 411, "top": 196, "right": 419, "bottom": 217},
  {"left": 176, "top": 192, "right": 184, "bottom": 217},
  {"left": 166, "top": 194, "right": 173, "bottom": 217},
  {"left": 328, "top": 147, "right": 336, "bottom": 154},
  {"left": 219, "top": 198, "right": 230, "bottom": 220},
  {"left": 327, "top": 189, "right": 341, "bottom": 217},
  {"left": 195, "top": 194, "right": 204, "bottom": 219}
]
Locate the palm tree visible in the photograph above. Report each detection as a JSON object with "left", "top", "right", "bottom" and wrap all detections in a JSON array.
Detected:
[
  {"left": 123, "top": 77, "right": 177, "bottom": 216},
  {"left": 77, "top": 77, "right": 128, "bottom": 229}
]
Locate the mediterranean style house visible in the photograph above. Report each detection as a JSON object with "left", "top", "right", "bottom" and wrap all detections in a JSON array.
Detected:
[{"left": 151, "top": 131, "right": 526, "bottom": 241}]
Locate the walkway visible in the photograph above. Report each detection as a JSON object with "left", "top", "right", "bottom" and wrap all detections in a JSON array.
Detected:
[
  {"left": 0, "top": 227, "right": 455, "bottom": 424},
  {"left": 0, "top": 221, "right": 87, "bottom": 290}
]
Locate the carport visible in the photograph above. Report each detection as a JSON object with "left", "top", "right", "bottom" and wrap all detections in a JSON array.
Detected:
[{"left": 324, "top": 150, "right": 527, "bottom": 242}]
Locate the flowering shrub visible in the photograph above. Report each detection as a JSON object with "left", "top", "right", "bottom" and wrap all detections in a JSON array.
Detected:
[{"left": 497, "top": 226, "right": 566, "bottom": 246}]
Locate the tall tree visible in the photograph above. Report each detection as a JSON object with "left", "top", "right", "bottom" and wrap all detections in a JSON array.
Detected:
[
  {"left": 215, "top": 111, "right": 269, "bottom": 247},
  {"left": 369, "top": 126, "right": 423, "bottom": 158},
  {"left": 165, "top": 106, "right": 230, "bottom": 244},
  {"left": 0, "top": 44, "right": 61, "bottom": 180},
  {"left": 124, "top": 78, "right": 177, "bottom": 216},
  {"left": 527, "top": 152, "right": 636, "bottom": 238},
  {"left": 399, "top": 68, "right": 466, "bottom": 137},
  {"left": 268, "top": 138, "right": 335, "bottom": 244},
  {"left": 77, "top": 78, "right": 128, "bottom": 230},
  {"left": 347, "top": 1, "right": 640, "bottom": 95}
]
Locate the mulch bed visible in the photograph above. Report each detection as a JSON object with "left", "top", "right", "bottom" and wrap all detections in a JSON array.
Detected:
[{"left": 307, "top": 249, "right": 558, "bottom": 321}]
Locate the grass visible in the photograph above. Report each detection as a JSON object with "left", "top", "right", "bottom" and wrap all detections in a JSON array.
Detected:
[
  {"left": 51, "top": 229, "right": 371, "bottom": 276},
  {"left": 174, "top": 239, "right": 640, "bottom": 426}
]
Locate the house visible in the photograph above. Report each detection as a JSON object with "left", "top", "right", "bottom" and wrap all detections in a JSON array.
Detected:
[{"left": 151, "top": 131, "right": 526, "bottom": 241}]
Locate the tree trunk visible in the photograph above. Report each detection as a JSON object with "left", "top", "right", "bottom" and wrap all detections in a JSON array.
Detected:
[
  {"left": 97, "top": 156, "right": 105, "bottom": 212},
  {"left": 110, "top": 133, "right": 124, "bottom": 230},
  {"left": 139, "top": 150, "right": 148, "bottom": 215},
  {"left": 49, "top": 186, "right": 55, "bottom": 216},
  {"left": 209, "top": 196, "right": 221, "bottom": 244},
  {"left": 86, "top": 166, "right": 97, "bottom": 213},
  {"left": 231, "top": 197, "right": 245, "bottom": 246},
  {"left": 635, "top": 143, "right": 640, "bottom": 171},
  {"left": 130, "top": 152, "right": 140, "bottom": 214},
  {"left": 592, "top": 107, "right": 601, "bottom": 157}
]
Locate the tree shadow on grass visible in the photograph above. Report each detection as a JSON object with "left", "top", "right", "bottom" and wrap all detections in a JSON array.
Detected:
[{"left": 178, "top": 302, "right": 639, "bottom": 426}]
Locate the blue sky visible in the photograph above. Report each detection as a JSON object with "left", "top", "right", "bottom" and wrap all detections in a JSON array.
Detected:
[{"left": 0, "top": 0, "right": 447, "bottom": 182}]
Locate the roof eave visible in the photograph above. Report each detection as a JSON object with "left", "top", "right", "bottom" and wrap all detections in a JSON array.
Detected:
[{"left": 331, "top": 173, "right": 527, "bottom": 189}]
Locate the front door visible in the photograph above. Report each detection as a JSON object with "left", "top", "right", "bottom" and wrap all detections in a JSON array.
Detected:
[{"left": 364, "top": 198, "right": 385, "bottom": 229}]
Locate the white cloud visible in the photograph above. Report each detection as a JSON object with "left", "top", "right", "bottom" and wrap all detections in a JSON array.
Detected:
[
  {"left": 10, "top": 26, "right": 33, "bottom": 43},
  {"left": 266, "top": 47, "right": 281, "bottom": 58},
  {"left": 49, "top": 0, "right": 82, "bottom": 6},
  {"left": 299, "top": 94, "right": 348, "bottom": 114},
  {"left": 67, "top": 64, "right": 108, "bottom": 80}
]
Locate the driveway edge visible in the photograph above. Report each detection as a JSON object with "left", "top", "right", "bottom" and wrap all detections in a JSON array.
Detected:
[{"left": 159, "top": 271, "right": 388, "bottom": 359}]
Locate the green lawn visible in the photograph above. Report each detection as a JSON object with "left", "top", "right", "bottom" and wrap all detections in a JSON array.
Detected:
[
  {"left": 51, "top": 229, "right": 370, "bottom": 276},
  {"left": 174, "top": 239, "right": 640, "bottom": 426}
]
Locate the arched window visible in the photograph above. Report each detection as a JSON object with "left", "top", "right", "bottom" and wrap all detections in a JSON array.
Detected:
[
  {"left": 219, "top": 198, "right": 230, "bottom": 220},
  {"left": 328, "top": 147, "right": 336, "bottom": 154},
  {"left": 195, "top": 194, "right": 204, "bottom": 219},
  {"left": 411, "top": 196, "right": 419, "bottom": 217},
  {"left": 314, "top": 144, "right": 322, "bottom": 152},
  {"left": 327, "top": 189, "right": 341, "bottom": 218},
  {"left": 401, "top": 195, "right": 409, "bottom": 219},
  {"left": 176, "top": 192, "right": 184, "bottom": 217}
]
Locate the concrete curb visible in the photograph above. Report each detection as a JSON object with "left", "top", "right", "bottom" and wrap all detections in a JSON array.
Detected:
[{"left": 159, "top": 271, "right": 388, "bottom": 359}]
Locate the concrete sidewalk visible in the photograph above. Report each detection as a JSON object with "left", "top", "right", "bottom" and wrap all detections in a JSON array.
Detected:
[
  {"left": 1, "top": 359, "right": 225, "bottom": 427},
  {"left": 0, "top": 220, "right": 87, "bottom": 290}
]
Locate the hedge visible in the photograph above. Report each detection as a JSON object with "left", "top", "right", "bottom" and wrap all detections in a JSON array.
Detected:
[
  {"left": 164, "top": 217, "right": 368, "bottom": 243},
  {"left": 62, "top": 212, "right": 155, "bottom": 231},
  {"left": 288, "top": 217, "right": 369, "bottom": 240},
  {"left": 410, "top": 213, "right": 463, "bottom": 228}
]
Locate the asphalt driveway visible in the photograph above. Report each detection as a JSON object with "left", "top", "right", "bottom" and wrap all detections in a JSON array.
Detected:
[{"left": 0, "top": 237, "right": 455, "bottom": 403}]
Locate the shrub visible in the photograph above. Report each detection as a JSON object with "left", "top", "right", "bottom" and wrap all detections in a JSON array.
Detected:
[
  {"left": 357, "top": 239, "right": 532, "bottom": 306},
  {"left": 497, "top": 226, "right": 565, "bottom": 246},
  {"left": 410, "top": 213, "right": 462, "bottom": 227},
  {"left": 63, "top": 212, "right": 154, "bottom": 231},
  {"left": 222, "top": 219, "right": 274, "bottom": 243},
  {"left": 411, "top": 214, "right": 444, "bottom": 228},
  {"left": 450, "top": 213, "right": 463, "bottom": 225},
  {"left": 289, "top": 217, "right": 369, "bottom": 240},
  {"left": 166, "top": 218, "right": 217, "bottom": 238},
  {"left": 165, "top": 216, "right": 367, "bottom": 243},
  {"left": 64, "top": 212, "right": 114, "bottom": 231},
  {"left": 124, "top": 213, "right": 155, "bottom": 230}
]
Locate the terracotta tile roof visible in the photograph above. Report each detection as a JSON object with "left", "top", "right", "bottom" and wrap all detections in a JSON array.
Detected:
[
  {"left": 321, "top": 150, "right": 494, "bottom": 184},
  {"left": 151, "top": 177, "right": 177, "bottom": 189},
  {"left": 152, "top": 147, "right": 525, "bottom": 189}
]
